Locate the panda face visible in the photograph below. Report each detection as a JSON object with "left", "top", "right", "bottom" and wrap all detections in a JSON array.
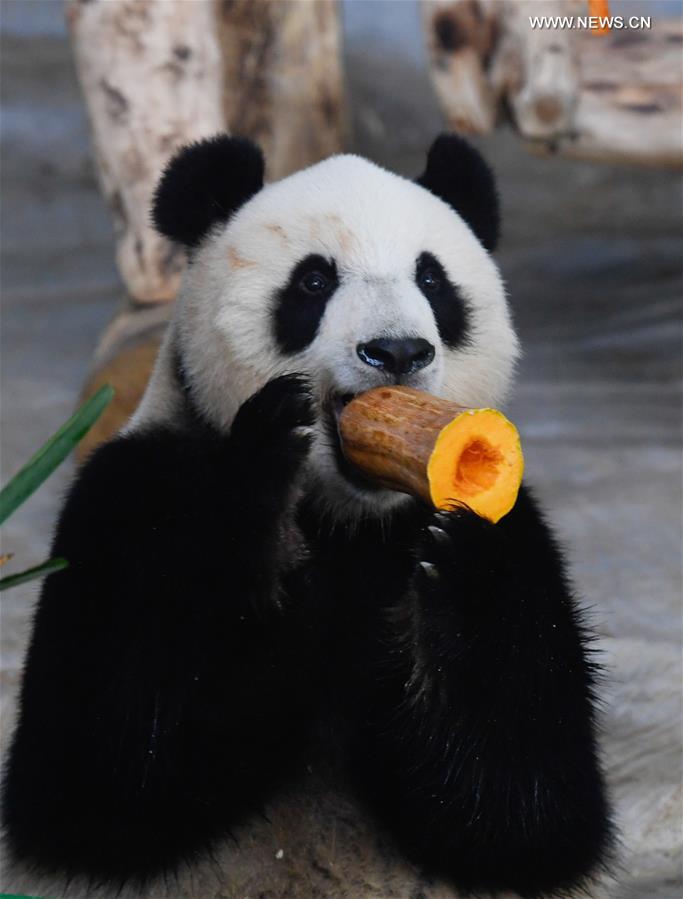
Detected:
[
  {"left": 171, "top": 155, "right": 517, "bottom": 516},
  {"left": 147, "top": 139, "right": 519, "bottom": 518}
]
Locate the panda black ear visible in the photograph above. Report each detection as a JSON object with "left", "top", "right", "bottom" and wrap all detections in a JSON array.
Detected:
[
  {"left": 416, "top": 133, "right": 500, "bottom": 252},
  {"left": 152, "top": 134, "right": 264, "bottom": 249}
]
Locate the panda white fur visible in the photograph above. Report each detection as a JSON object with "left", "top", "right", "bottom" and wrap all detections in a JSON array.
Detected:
[{"left": 3, "top": 135, "right": 612, "bottom": 897}]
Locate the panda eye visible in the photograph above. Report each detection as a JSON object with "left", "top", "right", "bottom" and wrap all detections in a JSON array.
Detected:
[
  {"left": 300, "top": 271, "right": 330, "bottom": 294},
  {"left": 419, "top": 268, "right": 441, "bottom": 292}
]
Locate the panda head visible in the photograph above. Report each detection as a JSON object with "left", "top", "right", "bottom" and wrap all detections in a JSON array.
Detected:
[{"left": 145, "top": 134, "right": 519, "bottom": 518}]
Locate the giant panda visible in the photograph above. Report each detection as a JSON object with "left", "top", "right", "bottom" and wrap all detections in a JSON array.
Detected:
[{"left": 2, "top": 134, "right": 613, "bottom": 898}]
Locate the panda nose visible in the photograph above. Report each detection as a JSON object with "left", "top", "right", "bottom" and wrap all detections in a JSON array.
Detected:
[{"left": 356, "top": 337, "right": 435, "bottom": 376}]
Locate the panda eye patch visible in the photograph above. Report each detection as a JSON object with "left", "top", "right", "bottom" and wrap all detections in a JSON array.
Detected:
[
  {"left": 274, "top": 254, "right": 339, "bottom": 354},
  {"left": 415, "top": 251, "right": 470, "bottom": 351}
]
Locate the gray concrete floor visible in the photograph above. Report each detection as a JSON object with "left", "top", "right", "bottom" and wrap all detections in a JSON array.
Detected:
[{"left": 1, "top": 1, "right": 682, "bottom": 897}]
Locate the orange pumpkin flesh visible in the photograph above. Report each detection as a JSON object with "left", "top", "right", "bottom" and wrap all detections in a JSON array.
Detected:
[
  {"left": 339, "top": 387, "right": 524, "bottom": 523},
  {"left": 427, "top": 409, "right": 523, "bottom": 522}
]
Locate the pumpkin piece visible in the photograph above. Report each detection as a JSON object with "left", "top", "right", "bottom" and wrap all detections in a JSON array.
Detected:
[{"left": 338, "top": 386, "right": 523, "bottom": 523}]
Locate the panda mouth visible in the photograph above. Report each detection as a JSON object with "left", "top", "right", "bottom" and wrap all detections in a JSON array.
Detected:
[
  {"left": 324, "top": 392, "right": 380, "bottom": 492},
  {"left": 331, "top": 392, "right": 355, "bottom": 418}
]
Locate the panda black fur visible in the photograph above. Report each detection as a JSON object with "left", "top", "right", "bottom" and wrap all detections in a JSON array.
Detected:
[{"left": 2, "top": 134, "right": 613, "bottom": 897}]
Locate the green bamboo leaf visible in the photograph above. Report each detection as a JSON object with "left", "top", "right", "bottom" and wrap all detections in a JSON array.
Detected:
[
  {"left": 0, "top": 384, "right": 114, "bottom": 525},
  {"left": 0, "top": 557, "right": 68, "bottom": 592},
  {"left": 0, "top": 893, "right": 46, "bottom": 898}
]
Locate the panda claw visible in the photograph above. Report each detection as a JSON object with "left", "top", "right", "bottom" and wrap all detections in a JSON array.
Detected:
[
  {"left": 426, "top": 525, "right": 450, "bottom": 547},
  {"left": 418, "top": 560, "right": 439, "bottom": 580},
  {"left": 436, "top": 510, "right": 463, "bottom": 528}
]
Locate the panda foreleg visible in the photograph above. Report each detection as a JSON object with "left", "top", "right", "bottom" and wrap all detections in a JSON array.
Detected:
[
  {"left": 2, "top": 375, "right": 318, "bottom": 887},
  {"left": 359, "top": 486, "right": 613, "bottom": 897}
]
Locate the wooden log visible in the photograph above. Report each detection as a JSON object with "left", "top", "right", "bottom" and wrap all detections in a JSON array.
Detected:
[
  {"left": 339, "top": 386, "right": 523, "bottom": 523},
  {"left": 422, "top": 0, "right": 501, "bottom": 134},
  {"left": 217, "top": 0, "right": 345, "bottom": 181},
  {"left": 75, "top": 300, "right": 172, "bottom": 462},
  {"left": 422, "top": 0, "right": 581, "bottom": 138},
  {"left": 490, "top": 0, "right": 581, "bottom": 140},
  {"left": 65, "top": 0, "right": 225, "bottom": 304},
  {"left": 422, "top": 0, "right": 683, "bottom": 168},
  {"left": 531, "top": 20, "right": 683, "bottom": 168}
]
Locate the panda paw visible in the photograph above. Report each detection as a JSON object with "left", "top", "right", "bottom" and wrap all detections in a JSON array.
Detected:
[
  {"left": 413, "top": 508, "right": 503, "bottom": 614},
  {"left": 230, "top": 373, "right": 315, "bottom": 485}
]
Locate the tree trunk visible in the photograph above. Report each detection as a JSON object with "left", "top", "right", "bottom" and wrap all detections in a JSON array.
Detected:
[
  {"left": 217, "top": 0, "right": 345, "bottom": 181},
  {"left": 66, "top": 0, "right": 225, "bottom": 305}
]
